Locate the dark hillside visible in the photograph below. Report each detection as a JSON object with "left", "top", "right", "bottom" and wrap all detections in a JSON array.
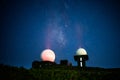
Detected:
[{"left": 0, "top": 64, "right": 120, "bottom": 80}]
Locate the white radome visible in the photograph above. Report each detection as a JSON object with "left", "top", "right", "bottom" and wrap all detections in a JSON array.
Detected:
[
  {"left": 41, "top": 49, "right": 55, "bottom": 62},
  {"left": 76, "top": 48, "right": 87, "bottom": 55}
]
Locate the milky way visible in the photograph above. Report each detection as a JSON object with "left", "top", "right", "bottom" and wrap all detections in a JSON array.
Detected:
[{"left": 45, "top": 0, "right": 82, "bottom": 50}]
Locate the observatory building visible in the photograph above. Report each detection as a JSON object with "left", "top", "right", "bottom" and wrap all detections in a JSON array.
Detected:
[
  {"left": 32, "top": 49, "right": 56, "bottom": 68},
  {"left": 32, "top": 49, "right": 72, "bottom": 68},
  {"left": 74, "top": 48, "right": 89, "bottom": 68}
]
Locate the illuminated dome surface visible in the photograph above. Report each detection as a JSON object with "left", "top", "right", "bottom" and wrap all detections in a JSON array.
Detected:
[
  {"left": 41, "top": 49, "right": 55, "bottom": 62},
  {"left": 76, "top": 48, "right": 87, "bottom": 55}
]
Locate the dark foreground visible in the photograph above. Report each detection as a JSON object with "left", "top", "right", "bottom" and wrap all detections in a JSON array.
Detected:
[{"left": 0, "top": 64, "right": 120, "bottom": 80}]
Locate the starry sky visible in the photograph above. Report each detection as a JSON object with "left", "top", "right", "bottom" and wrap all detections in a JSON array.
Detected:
[{"left": 1, "top": 0, "right": 120, "bottom": 68}]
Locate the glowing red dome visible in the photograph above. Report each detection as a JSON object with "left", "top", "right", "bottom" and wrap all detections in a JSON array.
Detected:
[{"left": 41, "top": 49, "right": 55, "bottom": 62}]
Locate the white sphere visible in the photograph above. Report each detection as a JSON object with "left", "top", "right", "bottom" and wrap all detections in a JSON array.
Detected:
[
  {"left": 41, "top": 49, "right": 55, "bottom": 62},
  {"left": 76, "top": 48, "right": 87, "bottom": 55}
]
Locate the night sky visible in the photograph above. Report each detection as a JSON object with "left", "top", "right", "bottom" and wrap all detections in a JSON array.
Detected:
[{"left": 1, "top": 0, "right": 120, "bottom": 68}]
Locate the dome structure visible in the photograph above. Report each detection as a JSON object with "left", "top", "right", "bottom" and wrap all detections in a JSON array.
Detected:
[
  {"left": 76, "top": 48, "right": 87, "bottom": 55},
  {"left": 74, "top": 48, "right": 88, "bottom": 67},
  {"left": 41, "top": 49, "right": 55, "bottom": 62}
]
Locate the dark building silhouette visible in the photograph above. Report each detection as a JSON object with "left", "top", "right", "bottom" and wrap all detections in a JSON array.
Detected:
[
  {"left": 74, "top": 55, "right": 88, "bottom": 67},
  {"left": 32, "top": 61, "right": 40, "bottom": 68},
  {"left": 32, "top": 61, "right": 56, "bottom": 68},
  {"left": 60, "top": 60, "right": 68, "bottom": 66},
  {"left": 32, "top": 59, "right": 72, "bottom": 69}
]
